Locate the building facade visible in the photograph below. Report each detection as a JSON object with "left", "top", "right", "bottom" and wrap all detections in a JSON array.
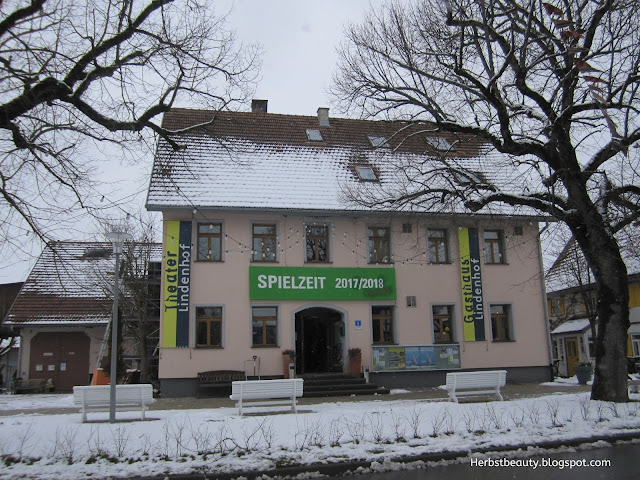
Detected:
[{"left": 147, "top": 105, "right": 552, "bottom": 397}]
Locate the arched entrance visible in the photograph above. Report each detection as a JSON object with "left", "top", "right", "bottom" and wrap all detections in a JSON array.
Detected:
[{"left": 295, "top": 307, "right": 344, "bottom": 375}]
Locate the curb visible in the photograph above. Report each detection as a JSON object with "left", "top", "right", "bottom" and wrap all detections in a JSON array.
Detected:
[{"left": 131, "top": 430, "right": 640, "bottom": 480}]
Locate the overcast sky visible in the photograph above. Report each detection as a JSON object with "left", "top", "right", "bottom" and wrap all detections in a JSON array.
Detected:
[{"left": 0, "top": 1, "right": 379, "bottom": 284}]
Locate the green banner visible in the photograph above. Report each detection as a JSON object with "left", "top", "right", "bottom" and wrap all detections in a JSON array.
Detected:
[{"left": 249, "top": 266, "right": 396, "bottom": 301}]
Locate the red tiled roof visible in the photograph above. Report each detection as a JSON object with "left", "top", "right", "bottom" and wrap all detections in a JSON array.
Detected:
[{"left": 6, "top": 241, "right": 162, "bottom": 325}]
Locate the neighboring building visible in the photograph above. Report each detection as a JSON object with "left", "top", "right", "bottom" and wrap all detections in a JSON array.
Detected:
[
  {"left": 0, "top": 281, "right": 23, "bottom": 389},
  {"left": 4, "top": 241, "right": 161, "bottom": 391},
  {"left": 146, "top": 103, "right": 552, "bottom": 397},
  {"left": 546, "top": 226, "right": 640, "bottom": 376}
]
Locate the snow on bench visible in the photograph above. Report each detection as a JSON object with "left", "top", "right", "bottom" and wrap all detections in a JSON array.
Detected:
[
  {"left": 229, "top": 379, "right": 303, "bottom": 416},
  {"left": 440, "top": 370, "right": 507, "bottom": 403},
  {"left": 73, "top": 384, "right": 155, "bottom": 422}
]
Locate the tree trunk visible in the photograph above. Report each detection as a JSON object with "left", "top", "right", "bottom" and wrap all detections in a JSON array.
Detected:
[{"left": 568, "top": 193, "right": 630, "bottom": 402}]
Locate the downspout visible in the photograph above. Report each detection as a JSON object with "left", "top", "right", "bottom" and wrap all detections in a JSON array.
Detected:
[{"left": 537, "top": 224, "right": 555, "bottom": 379}]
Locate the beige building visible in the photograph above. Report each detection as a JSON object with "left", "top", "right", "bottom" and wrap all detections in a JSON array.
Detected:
[{"left": 147, "top": 103, "right": 552, "bottom": 397}]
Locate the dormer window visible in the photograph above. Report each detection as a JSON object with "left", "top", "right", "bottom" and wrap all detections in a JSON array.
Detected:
[
  {"left": 306, "top": 129, "right": 323, "bottom": 141},
  {"left": 367, "top": 135, "right": 390, "bottom": 148},
  {"left": 356, "top": 165, "right": 378, "bottom": 182},
  {"left": 426, "top": 136, "right": 452, "bottom": 151}
]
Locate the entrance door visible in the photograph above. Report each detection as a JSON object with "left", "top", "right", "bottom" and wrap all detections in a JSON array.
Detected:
[
  {"left": 29, "top": 332, "right": 90, "bottom": 391},
  {"left": 295, "top": 308, "right": 344, "bottom": 375},
  {"left": 565, "top": 337, "right": 580, "bottom": 376}
]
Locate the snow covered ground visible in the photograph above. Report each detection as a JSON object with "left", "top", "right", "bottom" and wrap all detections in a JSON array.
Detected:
[{"left": 0, "top": 380, "right": 638, "bottom": 479}]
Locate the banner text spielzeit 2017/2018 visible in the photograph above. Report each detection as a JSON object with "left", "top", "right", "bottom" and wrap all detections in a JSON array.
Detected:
[{"left": 249, "top": 266, "right": 396, "bottom": 301}]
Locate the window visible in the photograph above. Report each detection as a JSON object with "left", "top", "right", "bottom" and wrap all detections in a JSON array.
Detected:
[
  {"left": 632, "top": 335, "right": 640, "bottom": 357},
  {"left": 367, "top": 135, "right": 390, "bottom": 148},
  {"left": 356, "top": 165, "right": 378, "bottom": 181},
  {"left": 197, "top": 223, "right": 222, "bottom": 261},
  {"left": 427, "top": 228, "right": 449, "bottom": 263},
  {"left": 490, "top": 304, "right": 514, "bottom": 341},
  {"left": 368, "top": 226, "right": 391, "bottom": 264},
  {"left": 252, "top": 224, "right": 277, "bottom": 262},
  {"left": 196, "top": 306, "right": 222, "bottom": 347},
  {"left": 549, "top": 297, "right": 565, "bottom": 316},
  {"left": 402, "top": 223, "right": 412, "bottom": 233},
  {"left": 306, "top": 224, "right": 329, "bottom": 262},
  {"left": 252, "top": 306, "right": 278, "bottom": 346},
  {"left": 432, "top": 305, "right": 455, "bottom": 343},
  {"left": 306, "top": 129, "right": 323, "bottom": 141},
  {"left": 483, "top": 229, "right": 506, "bottom": 264},
  {"left": 426, "top": 136, "right": 453, "bottom": 151},
  {"left": 372, "top": 306, "right": 395, "bottom": 344}
]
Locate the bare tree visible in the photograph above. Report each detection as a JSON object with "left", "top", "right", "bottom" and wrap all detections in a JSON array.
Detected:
[
  {"left": 0, "top": 0, "right": 259, "bottom": 250},
  {"left": 333, "top": 0, "right": 640, "bottom": 401}
]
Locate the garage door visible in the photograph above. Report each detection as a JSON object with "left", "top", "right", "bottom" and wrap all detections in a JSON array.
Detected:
[{"left": 29, "top": 332, "right": 90, "bottom": 392}]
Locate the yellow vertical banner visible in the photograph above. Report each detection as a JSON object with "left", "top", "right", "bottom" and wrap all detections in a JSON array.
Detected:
[
  {"left": 459, "top": 227, "right": 476, "bottom": 341},
  {"left": 162, "top": 221, "right": 180, "bottom": 347}
]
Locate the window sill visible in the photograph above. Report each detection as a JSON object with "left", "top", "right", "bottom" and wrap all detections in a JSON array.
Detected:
[
  {"left": 491, "top": 339, "right": 515, "bottom": 343},
  {"left": 251, "top": 345, "right": 280, "bottom": 348},
  {"left": 195, "top": 345, "right": 223, "bottom": 349},
  {"left": 195, "top": 259, "right": 223, "bottom": 263}
]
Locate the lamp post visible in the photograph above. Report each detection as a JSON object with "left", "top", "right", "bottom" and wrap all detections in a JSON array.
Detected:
[{"left": 106, "top": 230, "right": 132, "bottom": 423}]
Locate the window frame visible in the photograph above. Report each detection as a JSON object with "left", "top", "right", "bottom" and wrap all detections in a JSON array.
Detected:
[
  {"left": 432, "top": 304, "right": 456, "bottom": 344},
  {"left": 490, "top": 303, "right": 515, "bottom": 342},
  {"left": 195, "top": 305, "right": 224, "bottom": 348},
  {"left": 251, "top": 305, "right": 279, "bottom": 347},
  {"left": 305, "top": 223, "right": 331, "bottom": 263},
  {"left": 197, "top": 222, "right": 223, "bottom": 262},
  {"left": 367, "top": 226, "right": 392, "bottom": 264},
  {"left": 483, "top": 229, "right": 507, "bottom": 264},
  {"left": 252, "top": 223, "right": 278, "bottom": 263},
  {"left": 427, "top": 227, "right": 450, "bottom": 264},
  {"left": 371, "top": 305, "right": 396, "bottom": 345}
]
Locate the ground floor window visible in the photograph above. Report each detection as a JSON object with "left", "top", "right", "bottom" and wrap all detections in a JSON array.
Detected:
[
  {"left": 490, "top": 304, "right": 514, "bottom": 341},
  {"left": 372, "top": 305, "right": 395, "bottom": 344},
  {"left": 632, "top": 334, "right": 640, "bottom": 357},
  {"left": 432, "top": 304, "right": 455, "bottom": 343},
  {"left": 252, "top": 306, "right": 278, "bottom": 346},
  {"left": 195, "top": 306, "right": 222, "bottom": 347}
]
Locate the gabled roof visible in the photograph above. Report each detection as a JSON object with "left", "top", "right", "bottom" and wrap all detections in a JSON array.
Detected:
[
  {"left": 146, "top": 108, "right": 541, "bottom": 217},
  {"left": 545, "top": 223, "right": 640, "bottom": 293},
  {"left": 550, "top": 318, "right": 591, "bottom": 335},
  {"left": 6, "top": 242, "right": 162, "bottom": 326}
]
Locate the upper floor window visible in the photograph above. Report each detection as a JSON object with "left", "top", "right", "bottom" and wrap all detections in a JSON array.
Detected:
[
  {"left": 197, "top": 223, "right": 222, "bottom": 261},
  {"left": 368, "top": 226, "right": 391, "bottom": 264},
  {"left": 195, "top": 306, "right": 222, "bottom": 347},
  {"left": 372, "top": 305, "right": 395, "bottom": 344},
  {"left": 432, "top": 305, "right": 455, "bottom": 343},
  {"left": 483, "top": 229, "right": 506, "bottom": 264},
  {"left": 427, "top": 228, "right": 449, "bottom": 263},
  {"left": 490, "top": 304, "right": 514, "bottom": 341},
  {"left": 252, "top": 224, "right": 277, "bottom": 262},
  {"left": 306, "top": 224, "right": 329, "bottom": 262}
]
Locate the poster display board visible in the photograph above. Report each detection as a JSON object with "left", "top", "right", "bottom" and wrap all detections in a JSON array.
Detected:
[{"left": 372, "top": 344, "right": 461, "bottom": 371}]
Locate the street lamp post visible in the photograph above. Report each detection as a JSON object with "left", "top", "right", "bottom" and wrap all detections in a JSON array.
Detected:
[{"left": 106, "top": 230, "right": 132, "bottom": 423}]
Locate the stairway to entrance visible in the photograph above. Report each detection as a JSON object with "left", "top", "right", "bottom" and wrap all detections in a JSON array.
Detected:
[{"left": 300, "top": 373, "right": 390, "bottom": 398}]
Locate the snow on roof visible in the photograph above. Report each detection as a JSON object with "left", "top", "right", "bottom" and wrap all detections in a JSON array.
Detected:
[
  {"left": 545, "top": 222, "right": 640, "bottom": 293},
  {"left": 551, "top": 318, "right": 591, "bottom": 335},
  {"left": 146, "top": 109, "right": 543, "bottom": 218},
  {"left": 5, "top": 241, "right": 162, "bottom": 326}
]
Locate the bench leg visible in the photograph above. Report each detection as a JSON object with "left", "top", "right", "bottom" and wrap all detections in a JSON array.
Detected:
[
  {"left": 81, "top": 406, "right": 87, "bottom": 423},
  {"left": 238, "top": 398, "right": 243, "bottom": 416}
]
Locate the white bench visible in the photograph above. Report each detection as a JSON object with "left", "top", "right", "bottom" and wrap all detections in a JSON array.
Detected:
[
  {"left": 441, "top": 370, "right": 507, "bottom": 403},
  {"left": 73, "top": 384, "right": 155, "bottom": 422},
  {"left": 229, "top": 379, "right": 303, "bottom": 416}
]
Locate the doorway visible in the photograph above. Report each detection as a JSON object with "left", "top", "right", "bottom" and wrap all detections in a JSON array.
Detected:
[
  {"left": 565, "top": 337, "right": 580, "bottom": 376},
  {"left": 295, "top": 307, "right": 344, "bottom": 375}
]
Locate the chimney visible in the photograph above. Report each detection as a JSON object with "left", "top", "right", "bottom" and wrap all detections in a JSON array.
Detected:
[
  {"left": 317, "top": 107, "right": 330, "bottom": 126},
  {"left": 251, "top": 99, "right": 268, "bottom": 113}
]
